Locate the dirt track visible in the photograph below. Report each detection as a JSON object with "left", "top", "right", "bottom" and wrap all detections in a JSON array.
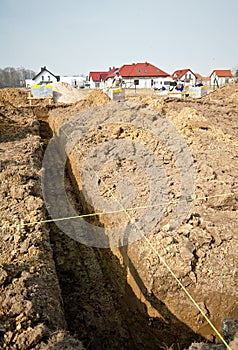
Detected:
[{"left": 0, "top": 85, "right": 238, "bottom": 349}]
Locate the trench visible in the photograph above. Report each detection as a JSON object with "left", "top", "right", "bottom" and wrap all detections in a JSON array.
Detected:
[{"left": 37, "top": 109, "right": 202, "bottom": 350}]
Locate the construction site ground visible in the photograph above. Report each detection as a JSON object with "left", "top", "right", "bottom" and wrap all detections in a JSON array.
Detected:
[{"left": 0, "top": 84, "right": 238, "bottom": 350}]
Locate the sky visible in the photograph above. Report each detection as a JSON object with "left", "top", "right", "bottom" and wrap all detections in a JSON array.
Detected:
[{"left": 0, "top": 0, "right": 238, "bottom": 77}]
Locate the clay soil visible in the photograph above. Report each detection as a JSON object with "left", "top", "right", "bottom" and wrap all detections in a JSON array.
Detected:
[{"left": 0, "top": 85, "right": 238, "bottom": 349}]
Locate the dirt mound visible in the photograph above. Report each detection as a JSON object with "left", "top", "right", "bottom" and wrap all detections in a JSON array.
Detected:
[
  {"left": 0, "top": 88, "right": 29, "bottom": 107},
  {"left": 203, "top": 83, "right": 238, "bottom": 103},
  {"left": 52, "top": 82, "right": 86, "bottom": 103},
  {"left": 81, "top": 89, "right": 111, "bottom": 106},
  {"left": 1, "top": 84, "right": 238, "bottom": 349},
  {"left": 128, "top": 94, "right": 168, "bottom": 114},
  {"left": 131, "top": 83, "right": 238, "bottom": 139},
  {"left": 0, "top": 87, "right": 56, "bottom": 109},
  {"left": 49, "top": 89, "right": 111, "bottom": 132},
  {"left": 0, "top": 98, "right": 85, "bottom": 349},
  {"left": 52, "top": 82, "right": 110, "bottom": 105},
  {"left": 47, "top": 88, "right": 238, "bottom": 347}
]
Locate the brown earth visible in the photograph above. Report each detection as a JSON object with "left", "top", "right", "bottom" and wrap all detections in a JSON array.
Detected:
[
  {"left": 52, "top": 82, "right": 89, "bottom": 103},
  {"left": 0, "top": 85, "right": 238, "bottom": 349}
]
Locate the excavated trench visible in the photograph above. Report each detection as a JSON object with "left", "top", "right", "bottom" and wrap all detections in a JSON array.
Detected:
[
  {"left": 2, "top": 87, "right": 238, "bottom": 349},
  {"left": 36, "top": 107, "right": 203, "bottom": 350}
]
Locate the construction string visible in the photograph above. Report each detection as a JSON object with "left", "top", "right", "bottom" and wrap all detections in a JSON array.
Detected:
[
  {"left": 1, "top": 174, "right": 234, "bottom": 349},
  {"left": 0, "top": 192, "right": 236, "bottom": 230},
  {"left": 1, "top": 118, "right": 235, "bottom": 349},
  {"left": 75, "top": 147, "right": 233, "bottom": 349}
]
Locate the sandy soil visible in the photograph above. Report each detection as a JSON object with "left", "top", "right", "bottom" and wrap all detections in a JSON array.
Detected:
[{"left": 0, "top": 84, "right": 238, "bottom": 349}]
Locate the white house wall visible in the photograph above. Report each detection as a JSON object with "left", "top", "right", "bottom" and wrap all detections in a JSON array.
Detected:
[
  {"left": 211, "top": 73, "right": 234, "bottom": 87},
  {"left": 93, "top": 76, "right": 171, "bottom": 89},
  {"left": 89, "top": 77, "right": 104, "bottom": 89},
  {"left": 155, "top": 77, "right": 173, "bottom": 88},
  {"left": 218, "top": 77, "right": 227, "bottom": 86},
  {"left": 25, "top": 79, "right": 34, "bottom": 88},
  {"left": 179, "top": 72, "right": 196, "bottom": 85},
  {"left": 122, "top": 77, "right": 169, "bottom": 89},
  {"left": 60, "top": 76, "right": 85, "bottom": 87},
  {"left": 34, "top": 70, "right": 58, "bottom": 85},
  {"left": 210, "top": 73, "right": 225, "bottom": 87}
]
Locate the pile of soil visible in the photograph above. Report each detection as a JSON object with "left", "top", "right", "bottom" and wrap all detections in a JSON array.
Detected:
[
  {"left": 0, "top": 99, "right": 84, "bottom": 349},
  {"left": 81, "top": 88, "right": 111, "bottom": 106},
  {"left": 52, "top": 82, "right": 86, "bottom": 103},
  {"left": 47, "top": 83, "right": 238, "bottom": 348},
  {"left": 0, "top": 88, "right": 29, "bottom": 107},
  {"left": 49, "top": 89, "right": 111, "bottom": 132},
  {"left": 122, "top": 86, "right": 238, "bottom": 341},
  {"left": 0, "top": 84, "right": 238, "bottom": 349}
]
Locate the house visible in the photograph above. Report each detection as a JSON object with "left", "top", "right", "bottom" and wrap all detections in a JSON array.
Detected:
[
  {"left": 210, "top": 70, "right": 234, "bottom": 88},
  {"left": 195, "top": 73, "right": 211, "bottom": 86},
  {"left": 172, "top": 69, "right": 197, "bottom": 85},
  {"left": 31, "top": 66, "right": 60, "bottom": 85},
  {"left": 88, "top": 71, "right": 108, "bottom": 89},
  {"left": 60, "top": 75, "right": 85, "bottom": 88},
  {"left": 25, "top": 66, "right": 59, "bottom": 87},
  {"left": 105, "top": 62, "right": 170, "bottom": 89},
  {"left": 26, "top": 66, "right": 87, "bottom": 88}
]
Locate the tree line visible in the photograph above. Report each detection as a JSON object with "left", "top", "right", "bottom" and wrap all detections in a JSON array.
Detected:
[
  {"left": 0, "top": 67, "right": 36, "bottom": 88},
  {"left": 0, "top": 66, "right": 237, "bottom": 88}
]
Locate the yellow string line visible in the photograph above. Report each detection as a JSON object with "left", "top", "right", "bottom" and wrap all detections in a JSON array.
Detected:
[
  {"left": 1, "top": 126, "right": 235, "bottom": 348},
  {"left": 0, "top": 191, "right": 236, "bottom": 230},
  {"left": 2, "top": 92, "right": 236, "bottom": 347},
  {"left": 142, "top": 235, "right": 231, "bottom": 349},
  {"left": 93, "top": 184, "right": 232, "bottom": 349},
  {"left": 65, "top": 139, "right": 232, "bottom": 349}
]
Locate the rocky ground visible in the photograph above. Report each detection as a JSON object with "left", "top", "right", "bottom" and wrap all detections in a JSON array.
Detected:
[{"left": 0, "top": 85, "right": 238, "bottom": 349}]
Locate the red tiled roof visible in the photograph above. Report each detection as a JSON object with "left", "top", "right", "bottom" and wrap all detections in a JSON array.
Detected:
[
  {"left": 195, "top": 73, "right": 210, "bottom": 81},
  {"left": 118, "top": 62, "right": 169, "bottom": 77},
  {"left": 91, "top": 63, "right": 169, "bottom": 81},
  {"left": 172, "top": 69, "right": 189, "bottom": 79},
  {"left": 172, "top": 69, "right": 196, "bottom": 79},
  {"left": 210, "top": 70, "right": 233, "bottom": 77},
  {"left": 195, "top": 73, "right": 203, "bottom": 79},
  {"left": 89, "top": 71, "right": 107, "bottom": 82}
]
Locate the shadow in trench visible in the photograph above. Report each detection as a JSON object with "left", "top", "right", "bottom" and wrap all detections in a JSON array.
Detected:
[
  {"left": 47, "top": 163, "right": 203, "bottom": 350},
  {"left": 121, "top": 244, "right": 205, "bottom": 348},
  {"left": 49, "top": 227, "right": 203, "bottom": 350}
]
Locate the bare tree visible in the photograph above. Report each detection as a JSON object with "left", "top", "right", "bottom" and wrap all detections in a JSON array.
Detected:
[{"left": 0, "top": 66, "right": 36, "bottom": 88}]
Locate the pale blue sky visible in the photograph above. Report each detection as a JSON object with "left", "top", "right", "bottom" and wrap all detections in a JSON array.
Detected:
[{"left": 0, "top": 0, "right": 238, "bottom": 76}]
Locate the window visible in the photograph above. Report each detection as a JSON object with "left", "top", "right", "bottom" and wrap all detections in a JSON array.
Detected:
[
  {"left": 48, "top": 76, "right": 51, "bottom": 81},
  {"left": 138, "top": 69, "right": 141, "bottom": 73},
  {"left": 144, "top": 69, "right": 147, "bottom": 73},
  {"left": 42, "top": 75, "right": 44, "bottom": 81},
  {"left": 134, "top": 80, "right": 139, "bottom": 86},
  {"left": 95, "top": 82, "right": 100, "bottom": 88}
]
